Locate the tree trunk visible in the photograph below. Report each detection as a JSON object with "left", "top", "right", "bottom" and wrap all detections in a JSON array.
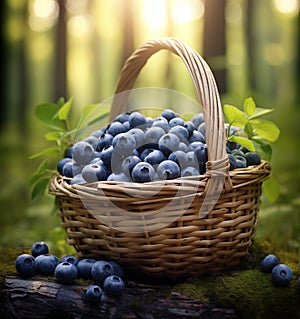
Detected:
[
  {"left": 1, "top": 276, "right": 238, "bottom": 319},
  {"left": 203, "top": 0, "right": 227, "bottom": 94},
  {"left": 54, "top": 0, "right": 67, "bottom": 101}
]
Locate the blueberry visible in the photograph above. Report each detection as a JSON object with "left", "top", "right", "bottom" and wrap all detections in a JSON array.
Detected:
[
  {"left": 128, "top": 112, "right": 146, "bottom": 128},
  {"left": 193, "top": 143, "right": 208, "bottom": 163},
  {"left": 144, "top": 149, "right": 166, "bottom": 166},
  {"left": 100, "top": 145, "right": 114, "bottom": 168},
  {"left": 15, "top": 254, "right": 37, "bottom": 277},
  {"left": 261, "top": 254, "right": 279, "bottom": 273},
  {"left": 82, "top": 163, "right": 108, "bottom": 182},
  {"left": 107, "top": 121, "right": 127, "bottom": 136},
  {"left": 96, "top": 133, "right": 113, "bottom": 151},
  {"left": 177, "top": 142, "right": 189, "bottom": 153},
  {"left": 64, "top": 147, "right": 73, "bottom": 158},
  {"left": 181, "top": 166, "right": 200, "bottom": 177},
  {"left": 169, "top": 125, "right": 189, "bottom": 142},
  {"left": 35, "top": 254, "right": 60, "bottom": 276},
  {"left": 183, "top": 121, "right": 195, "bottom": 137},
  {"left": 298, "top": 276, "right": 300, "bottom": 287},
  {"left": 77, "top": 258, "right": 96, "bottom": 279},
  {"left": 127, "top": 128, "right": 145, "bottom": 149},
  {"left": 70, "top": 173, "right": 86, "bottom": 185},
  {"left": 198, "top": 122, "right": 206, "bottom": 137},
  {"left": 113, "top": 112, "right": 131, "bottom": 123},
  {"left": 226, "top": 141, "right": 239, "bottom": 151},
  {"left": 122, "top": 155, "right": 141, "bottom": 177},
  {"left": 57, "top": 158, "right": 72, "bottom": 175},
  {"left": 83, "top": 136, "right": 99, "bottom": 150},
  {"left": 103, "top": 275, "right": 125, "bottom": 297},
  {"left": 228, "top": 154, "right": 237, "bottom": 170},
  {"left": 107, "top": 172, "right": 130, "bottom": 182},
  {"left": 108, "top": 261, "right": 124, "bottom": 277},
  {"left": 62, "top": 161, "right": 82, "bottom": 178},
  {"left": 168, "top": 150, "right": 188, "bottom": 168},
  {"left": 191, "top": 113, "right": 204, "bottom": 128},
  {"left": 140, "top": 148, "right": 156, "bottom": 161},
  {"left": 61, "top": 255, "right": 78, "bottom": 266},
  {"left": 158, "top": 133, "right": 180, "bottom": 156},
  {"left": 169, "top": 117, "right": 185, "bottom": 128},
  {"left": 31, "top": 241, "right": 49, "bottom": 257},
  {"left": 145, "top": 117, "right": 154, "bottom": 128},
  {"left": 157, "top": 160, "right": 180, "bottom": 180},
  {"left": 245, "top": 152, "right": 261, "bottom": 166},
  {"left": 234, "top": 155, "right": 247, "bottom": 168},
  {"left": 91, "top": 128, "right": 105, "bottom": 138},
  {"left": 152, "top": 117, "right": 169, "bottom": 132},
  {"left": 272, "top": 264, "right": 293, "bottom": 286},
  {"left": 186, "top": 151, "right": 199, "bottom": 169},
  {"left": 188, "top": 130, "right": 206, "bottom": 144},
  {"left": 144, "top": 126, "right": 165, "bottom": 148},
  {"left": 131, "top": 162, "right": 155, "bottom": 183},
  {"left": 54, "top": 262, "right": 78, "bottom": 284},
  {"left": 86, "top": 285, "right": 103, "bottom": 303},
  {"left": 72, "top": 141, "right": 95, "bottom": 165},
  {"left": 161, "top": 109, "right": 177, "bottom": 121},
  {"left": 91, "top": 260, "right": 114, "bottom": 284},
  {"left": 112, "top": 133, "right": 136, "bottom": 156}
]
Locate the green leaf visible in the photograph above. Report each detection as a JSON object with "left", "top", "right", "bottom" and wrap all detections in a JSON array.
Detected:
[
  {"left": 252, "top": 139, "right": 273, "bottom": 161},
  {"left": 244, "top": 97, "right": 256, "bottom": 116},
  {"left": 35, "top": 103, "right": 65, "bottom": 130},
  {"left": 244, "top": 122, "right": 254, "bottom": 137},
  {"left": 57, "top": 97, "right": 73, "bottom": 120},
  {"left": 31, "top": 178, "right": 50, "bottom": 201},
  {"left": 229, "top": 135, "right": 256, "bottom": 152},
  {"left": 249, "top": 107, "right": 274, "bottom": 119},
  {"left": 29, "top": 147, "right": 60, "bottom": 159},
  {"left": 250, "top": 119, "right": 280, "bottom": 142},
  {"left": 76, "top": 103, "right": 101, "bottom": 129},
  {"left": 263, "top": 176, "right": 280, "bottom": 202},
  {"left": 44, "top": 131, "right": 63, "bottom": 141},
  {"left": 29, "top": 160, "right": 48, "bottom": 187},
  {"left": 223, "top": 104, "right": 247, "bottom": 127}
]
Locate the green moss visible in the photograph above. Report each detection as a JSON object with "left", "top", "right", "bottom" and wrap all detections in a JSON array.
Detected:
[{"left": 174, "top": 240, "right": 300, "bottom": 319}]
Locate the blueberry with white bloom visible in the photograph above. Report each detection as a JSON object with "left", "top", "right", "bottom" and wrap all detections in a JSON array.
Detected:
[
  {"left": 15, "top": 254, "right": 37, "bottom": 277},
  {"left": 272, "top": 264, "right": 293, "bottom": 286},
  {"left": 86, "top": 285, "right": 103, "bottom": 303},
  {"left": 103, "top": 275, "right": 125, "bottom": 297}
]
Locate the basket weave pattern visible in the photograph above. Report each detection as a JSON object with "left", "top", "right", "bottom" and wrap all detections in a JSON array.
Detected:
[{"left": 49, "top": 38, "right": 271, "bottom": 277}]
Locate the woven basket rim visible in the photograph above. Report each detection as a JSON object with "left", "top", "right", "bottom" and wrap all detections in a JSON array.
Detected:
[{"left": 49, "top": 160, "right": 271, "bottom": 197}]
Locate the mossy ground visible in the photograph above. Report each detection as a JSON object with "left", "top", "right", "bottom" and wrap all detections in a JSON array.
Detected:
[
  {"left": 174, "top": 240, "right": 300, "bottom": 319},
  {"left": 1, "top": 241, "right": 299, "bottom": 318}
]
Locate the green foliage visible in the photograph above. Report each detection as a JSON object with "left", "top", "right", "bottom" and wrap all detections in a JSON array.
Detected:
[
  {"left": 224, "top": 97, "right": 280, "bottom": 202},
  {"left": 29, "top": 97, "right": 110, "bottom": 201},
  {"left": 223, "top": 97, "right": 280, "bottom": 161}
]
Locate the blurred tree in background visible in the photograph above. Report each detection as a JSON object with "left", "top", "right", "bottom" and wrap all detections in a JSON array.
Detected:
[{"left": 0, "top": 0, "right": 299, "bottom": 255}]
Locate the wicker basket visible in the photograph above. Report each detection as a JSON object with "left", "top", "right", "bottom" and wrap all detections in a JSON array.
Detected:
[{"left": 49, "top": 37, "right": 271, "bottom": 278}]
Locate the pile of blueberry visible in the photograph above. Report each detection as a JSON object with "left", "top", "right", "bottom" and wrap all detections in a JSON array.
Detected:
[
  {"left": 15, "top": 242, "right": 125, "bottom": 302},
  {"left": 261, "top": 254, "right": 299, "bottom": 287},
  {"left": 57, "top": 110, "right": 262, "bottom": 185}
]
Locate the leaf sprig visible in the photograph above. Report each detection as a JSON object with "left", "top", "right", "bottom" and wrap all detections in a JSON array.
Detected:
[
  {"left": 29, "top": 97, "right": 110, "bottom": 201},
  {"left": 223, "top": 97, "right": 280, "bottom": 161}
]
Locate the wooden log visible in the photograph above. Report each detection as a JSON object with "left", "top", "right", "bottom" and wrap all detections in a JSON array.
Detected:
[{"left": 1, "top": 276, "right": 238, "bottom": 319}]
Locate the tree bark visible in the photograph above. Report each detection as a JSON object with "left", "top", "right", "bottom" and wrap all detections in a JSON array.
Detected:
[
  {"left": 54, "top": 0, "right": 67, "bottom": 101},
  {"left": 203, "top": 0, "right": 227, "bottom": 94},
  {"left": 1, "top": 276, "right": 238, "bottom": 319}
]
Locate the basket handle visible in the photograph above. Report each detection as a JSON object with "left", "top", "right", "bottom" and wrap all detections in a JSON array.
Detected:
[{"left": 111, "top": 37, "right": 232, "bottom": 217}]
